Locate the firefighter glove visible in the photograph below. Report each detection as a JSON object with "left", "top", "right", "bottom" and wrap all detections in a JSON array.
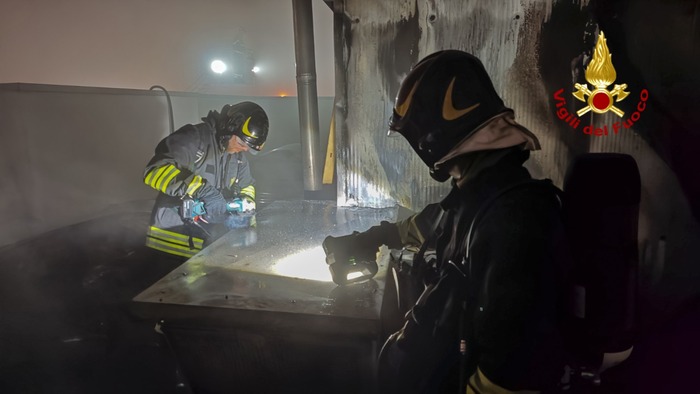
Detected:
[{"left": 200, "top": 191, "right": 229, "bottom": 223}]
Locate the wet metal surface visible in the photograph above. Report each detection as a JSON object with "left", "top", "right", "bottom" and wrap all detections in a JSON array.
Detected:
[
  {"left": 132, "top": 200, "right": 398, "bottom": 328},
  {"left": 131, "top": 200, "right": 399, "bottom": 393}
]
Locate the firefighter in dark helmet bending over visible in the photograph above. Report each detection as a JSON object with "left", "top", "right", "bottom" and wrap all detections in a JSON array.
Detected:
[
  {"left": 143, "top": 101, "right": 269, "bottom": 259},
  {"left": 324, "top": 50, "right": 571, "bottom": 393}
]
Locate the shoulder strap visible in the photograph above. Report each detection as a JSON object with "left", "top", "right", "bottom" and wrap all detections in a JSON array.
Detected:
[{"left": 409, "top": 203, "right": 448, "bottom": 278}]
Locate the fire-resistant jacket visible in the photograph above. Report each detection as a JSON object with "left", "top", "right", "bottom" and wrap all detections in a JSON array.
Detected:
[
  {"left": 143, "top": 114, "right": 256, "bottom": 258},
  {"left": 378, "top": 149, "right": 571, "bottom": 393}
]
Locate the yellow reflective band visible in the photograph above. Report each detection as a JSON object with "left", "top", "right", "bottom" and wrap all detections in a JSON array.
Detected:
[
  {"left": 241, "top": 185, "right": 256, "bottom": 199},
  {"left": 155, "top": 165, "right": 177, "bottom": 191},
  {"left": 466, "top": 368, "right": 539, "bottom": 394},
  {"left": 147, "top": 226, "right": 204, "bottom": 249},
  {"left": 149, "top": 166, "right": 169, "bottom": 189},
  {"left": 148, "top": 226, "right": 204, "bottom": 248},
  {"left": 146, "top": 237, "right": 199, "bottom": 258},
  {"left": 144, "top": 168, "right": 156, "bottom": 185},
  {"left": 186, "top": 175, "right": 204, "bottom": 196},
  {"left": 241, "top": 116, "right": 254, "bottom": 137},
  {"left": 229, "top": 178, "right": 237, "bottom": 188},
  {"left": 161, "top": 167, "right": 181, "bottom": 193}
]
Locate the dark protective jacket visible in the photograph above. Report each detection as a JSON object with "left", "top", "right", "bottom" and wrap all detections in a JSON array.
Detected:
[
  {"left": 380, "top": 150, "right": 571, "bottom": 393},
  {"left": 143, "top": 114, "right": 256, "bottom": 258}
]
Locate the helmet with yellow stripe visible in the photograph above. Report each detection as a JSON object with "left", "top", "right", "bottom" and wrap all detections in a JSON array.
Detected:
[
  {"left": 217, "top": 101, "right": 269, "bottom": 153},
  {"left": 388, "top": 50, "right": 509, "bottom": 181}
]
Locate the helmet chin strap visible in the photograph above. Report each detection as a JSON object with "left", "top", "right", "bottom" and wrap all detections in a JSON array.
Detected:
[{"left": 218, "top": 135, "right": 231, "bottom": 152}]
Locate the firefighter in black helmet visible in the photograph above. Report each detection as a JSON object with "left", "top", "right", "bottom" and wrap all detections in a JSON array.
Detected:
[
  {"left": 323, "top": 50, "right": 570, "bottom": 393},
  {"left": 143, "top": 101, "right": 269, "bottom": 259},
  {"left": 217, "top": 101, "right": 269, "bottom": 153}
]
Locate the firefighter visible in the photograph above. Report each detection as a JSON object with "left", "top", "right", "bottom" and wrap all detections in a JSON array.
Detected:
[
  {"left": 324, "top": 50, "right": 571, "bottom": 393},
  {"left": 143, "top": 101, "right": 268, "bottom": 259}
]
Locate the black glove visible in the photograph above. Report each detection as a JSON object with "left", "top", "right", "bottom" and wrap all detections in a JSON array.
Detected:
[
  {"left": 323, "top": 221, "right": 401, "bottom": 264},
  {"left": 200, "top": 191, "right": 229, "bottom": 224},
  {"left": 323, "top": 231, "right": 379, "bottom": 265}
]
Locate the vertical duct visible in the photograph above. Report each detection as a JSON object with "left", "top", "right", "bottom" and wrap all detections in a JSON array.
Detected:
[
  {"left": 292, "top": 0, "right": 323, "bottom": 194},
  {"left": 332, "top": 0, "right": 349, "bottom": 205}
]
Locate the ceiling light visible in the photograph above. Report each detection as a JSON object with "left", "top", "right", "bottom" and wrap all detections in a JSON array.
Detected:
[{"left": 210, "top": 60, "right": 227, "bottom": 74}]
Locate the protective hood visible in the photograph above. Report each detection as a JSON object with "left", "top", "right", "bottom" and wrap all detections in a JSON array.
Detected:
[{"left": 434, "top": 112, "right": 540, "bottom": 170}]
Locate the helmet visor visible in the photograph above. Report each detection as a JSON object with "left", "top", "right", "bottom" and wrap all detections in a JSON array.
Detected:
[{"left": 239, "top": 135, "right": 264, "bottom": 154}]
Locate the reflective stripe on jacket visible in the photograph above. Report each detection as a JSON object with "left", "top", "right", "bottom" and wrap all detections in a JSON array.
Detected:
[
  {"left": 143, "top": 120, "right": 255, "bottom": 257},
  {"left": 146, "top": 226, "right": 204, "bottom": 258}
]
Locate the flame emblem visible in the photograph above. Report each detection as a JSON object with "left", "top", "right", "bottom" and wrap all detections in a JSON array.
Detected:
[{"left": 573, "top": 31, "right": 630, "bottom": 117}]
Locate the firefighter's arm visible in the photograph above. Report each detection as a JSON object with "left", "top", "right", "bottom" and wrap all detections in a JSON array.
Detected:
[
  {"left": 395, "top": 202, "right": 444, "bottom": 248},
  {"left": 144, "top": 160, "right": 216, "bottom": 198},
  {"left": 144, "top": 127, "right": 207, "bottom": 197},
  {"left": 143, "top": 126, "right": 223, "bottom": 215},
  {"left": 225, "top": 153, "right": 256, "bottom": 210},
  {"left": 324, "top": 202, "right": 444, "bottom": 263}
]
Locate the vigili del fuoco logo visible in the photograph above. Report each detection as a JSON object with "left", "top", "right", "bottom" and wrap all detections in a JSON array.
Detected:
[{"left": 553, "top": 31, "right": 649, "bottom": 136}]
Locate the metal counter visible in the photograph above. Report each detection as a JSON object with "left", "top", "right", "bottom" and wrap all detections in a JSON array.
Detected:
[{"left": 131, "top": 200, "right": 400, "bottom": 394}]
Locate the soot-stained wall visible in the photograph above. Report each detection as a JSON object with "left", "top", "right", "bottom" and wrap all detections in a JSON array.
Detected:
[{"left": 333, "top": 0, "right": 700, "bottom": 324}]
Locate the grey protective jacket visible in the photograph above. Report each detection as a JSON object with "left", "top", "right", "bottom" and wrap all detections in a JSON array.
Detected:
[{"left": 143, "top": 115, "right": 255, "bottom": 258}]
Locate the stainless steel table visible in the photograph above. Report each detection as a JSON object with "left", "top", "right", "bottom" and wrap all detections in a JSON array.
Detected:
[{"left": 131, "top": 200, "right": 401, "bottom": 394}]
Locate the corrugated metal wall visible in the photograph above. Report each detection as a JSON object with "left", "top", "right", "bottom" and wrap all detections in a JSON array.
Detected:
[
  {"left": 334, "top": 0, "right": 578, "bottom": 210},
  {"left": 332, "top": 0, "right": 700, "bottom": 324}
]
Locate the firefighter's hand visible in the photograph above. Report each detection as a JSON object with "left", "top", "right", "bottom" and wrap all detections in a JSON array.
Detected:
[
  {"left": 322, "top": 232, "right": 379, "bottom": 265},
  {"left": 227, "top": 197, "right": 256, "bottom": 213},
  {"left": 200, "top": 192, "right": 229, "bottom": 223}
]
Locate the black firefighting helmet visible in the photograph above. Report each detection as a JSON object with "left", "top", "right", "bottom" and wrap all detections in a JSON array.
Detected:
[
  {"left": 388, "top": 50, "right": 510, "bottom": 181},
  {"left": 217, "top": 101, "right": 269, "bottom": 153}
]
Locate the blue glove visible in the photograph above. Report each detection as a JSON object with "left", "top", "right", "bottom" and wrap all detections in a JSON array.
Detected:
[
  {"left": 225, "top": 213, "right": 255, "bottom": 229},
  {"left": 200, "top": 192, "right": 228, "bottom": 223}
]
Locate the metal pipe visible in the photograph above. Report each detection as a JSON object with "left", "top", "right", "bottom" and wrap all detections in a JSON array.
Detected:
[
  {"left": 292, "top": 0, "right": 323, "bottom": 192},
  {"left": 149, "top": 85, "right": 174, "bottom": 134}
]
